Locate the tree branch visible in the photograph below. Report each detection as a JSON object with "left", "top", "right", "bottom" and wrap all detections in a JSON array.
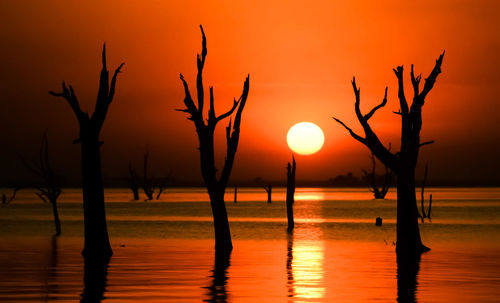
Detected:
[
  {"left": 332, "top": 117, "right": 365, "bottom": 144},
  {"left": 418, "top": 51, "right": 445, "bottom": 103},
  {"left": 334, "top": 78, "right": 397, "bottom": 169},
  {"left": 92, "top": 44, "right": 124, "bottom": 129},
  {"left": 108, "top": 62, "right": 125, "bottom": 103},
  {"left": 219, "top": 75, "right": 250, "bottom": 188},
  {"left": 410, "top": 64, "right": 421, "bottom": 98},
  {"left": 49, "top": 81, "right": 83, "bottom": 121},
  {"left": 179, "top": 73, "right": 199, "bottom": 118},
  {"left": 208, "top": 86, "right": 216, "bottom": 123},
  {"left": 364, "top": 87, "right": 388, "bottom": 121},
  {"left": 196, "top": 25, "right": 207, "bottom": 113},
  {"left": 419, "top": 140, "right": 435, "bottom": 147},
  {"left": 393, "top": 66, "right": 409, "bottom": 114},
  {"left": 215, "top": 98, "right": 239, "bottom": 124}
]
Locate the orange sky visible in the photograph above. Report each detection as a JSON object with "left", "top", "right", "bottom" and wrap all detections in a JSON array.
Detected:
[{"left": 1, "top": 0, "right": 499, "bottom": 184}]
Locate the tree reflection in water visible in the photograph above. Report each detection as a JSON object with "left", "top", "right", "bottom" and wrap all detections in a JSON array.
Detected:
[
  {"left": 204, "top": 251, "right": 231, "bottom": 303},
  {"left": 80, "top": 257, "right": 110, "bottom": 303},
  {"left": 397, "top": 252, "right": 421, "bottom": 303}
]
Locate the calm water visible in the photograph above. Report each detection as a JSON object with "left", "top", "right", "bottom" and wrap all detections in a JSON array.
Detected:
[{"left": 0, "top": 187, "right": 499, "bottom": 302}]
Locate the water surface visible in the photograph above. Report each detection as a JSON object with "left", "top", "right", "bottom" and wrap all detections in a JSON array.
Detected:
[{"left": 0, "top": 187, "right": 499, "bottom": 302}]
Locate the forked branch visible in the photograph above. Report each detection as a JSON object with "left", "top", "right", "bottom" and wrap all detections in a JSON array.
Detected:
[{"left": 333, "top": 77, "right": 396, "bottom": 169}]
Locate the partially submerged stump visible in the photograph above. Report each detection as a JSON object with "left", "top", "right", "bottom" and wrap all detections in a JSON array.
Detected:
[{"left": 286, "top": 156, "right": 296, "bottom": 232}]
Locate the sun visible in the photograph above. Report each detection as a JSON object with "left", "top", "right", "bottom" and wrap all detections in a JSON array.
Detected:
[{"left": 287, "top": 122, "right": 325, "bottom": 155}]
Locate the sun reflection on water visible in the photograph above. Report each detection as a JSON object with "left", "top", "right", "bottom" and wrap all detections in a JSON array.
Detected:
[{"left": 288, "top": 226, "right": 326, "bottom": 301}]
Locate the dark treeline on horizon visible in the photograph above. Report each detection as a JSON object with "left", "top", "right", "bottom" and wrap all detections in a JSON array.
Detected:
[{"left": 2, "top": 173, "right": 498, "bottom": 189}]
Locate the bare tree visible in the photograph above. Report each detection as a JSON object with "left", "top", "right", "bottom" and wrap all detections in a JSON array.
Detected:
[
  {"left": 50, "top": 45, "right": 124, "bottom": 260},
  {"left": 286, "top": 156, "right": 296, "bottom": 232},
  {"left": 155, "top": 173, "right": 172, "bottom": 200},
  {"left": 362, "top": 151, "right": 392, "bottom": 199},
  {"left": 128, "top": 163, "right": 140, "bottom": 201},
  {"left": 142, "top": 150, "right": 155, "bottom": 201},
  {"left": 177, "top": 25, "right": 250, "bottom": 254},
  {"left": 2, "top": 187, "right": 20, "bottom": 204},
  {"left": 264, "top": 184, "right": 272, "bottom": 203},
  {"left": 333, "top": 52, "right": 444, "bottom": 256},
  {"left": 24, "top": 132, "right": 62, "bottom": 235},
  {"left": 35, "top": 132, "right": 62, "bottom": 235},
  {"left": 419, "top": 162, "right": 433, "bottom": 221},
  {"left": 133, "top": 150, "right": 171, "bottom": 201}
]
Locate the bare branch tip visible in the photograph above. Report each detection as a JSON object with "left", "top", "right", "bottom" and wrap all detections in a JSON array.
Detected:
[{"left": 102, "top": 43, "right": 107, "bottom": 68}]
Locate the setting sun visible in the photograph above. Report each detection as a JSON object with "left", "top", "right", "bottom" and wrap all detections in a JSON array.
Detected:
[{"left": 287, "top": 122, "right": 325, "bottom": 155}]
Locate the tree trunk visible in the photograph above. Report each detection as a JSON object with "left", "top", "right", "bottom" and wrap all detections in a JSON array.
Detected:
[
  {"left": 267, "top": 185, "right": 272, "bottom": 203},
  {"left": 286, "top": 159, "right": 296, "bottom": 232},
  {"left": 208, "top": 188, "right": 232, "bottom": 252},
  {"left": 50, "top": 198, "right": 61, "bottom": 236},
  {"left": 131, "top": 187, "right": 139, "bottom": 201},
  {"left": 396, "top": 168, "right": 428, "bottom": 256},
  {"left": 80, "top": 134, "right": 112, "bottom": 260}
]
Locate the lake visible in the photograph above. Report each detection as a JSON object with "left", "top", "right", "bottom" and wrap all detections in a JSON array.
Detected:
[{"left": 0, "top": 187, "right": 499, "bottom": 302}]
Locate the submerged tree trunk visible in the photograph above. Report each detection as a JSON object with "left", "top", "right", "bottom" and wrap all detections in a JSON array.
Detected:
[
  {"left": 128, "top": 163, "right": 140, "bottom": 201},
  {"left": 81, "top": 134, "right": 112, "bottom": 259},
  {"left": 209, "top": 188, "right": 232, "bottom": 251},
  {"left": 50, "top": 198, "right": 61, "bottom": 236},
  {"left": 286, "top": 157, "right": 296, "bottom": 232},
  {"left": 396, "top": 168, "right": 427, "bottom": 256},
  {"left": 265, "top": 184, "right": 272, "bottom": 203}
]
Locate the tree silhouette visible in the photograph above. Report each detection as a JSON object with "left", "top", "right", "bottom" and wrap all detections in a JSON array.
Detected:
[
  {"left": 286, "top": 156, "right": 296, "bottom": 232},
  {"left": 30, "top": 132, "right": 62, "bottom": 236},
  {"left": 362, "top": 151, "right": 392, "bottom": 199},
  {"left": 177, "top": 25, "right": 250, "bottom": 254},
  {"left": 333, "top": 52, "right": 444, "bottom": 256},
  {"left": 142, "top": 149, "right": 156, "bottom": 201},
  {"left": 128, "top": 163, "right": 140, "bottom": 201},
  {"left": 419, "top": 162, "right": 432, "bottom": 221},
  {"left": 50, "top": 45, "right": 124, "bottom": 260},
  {"left": 264, "top": 184, "right": 272, "bottom": 203}
]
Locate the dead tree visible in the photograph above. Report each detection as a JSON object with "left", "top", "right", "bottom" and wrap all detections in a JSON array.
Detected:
[
  {"left": 155, "top": 175, "right": 171, "bottom": 200},
  {"left": 6, "top": 187, "right": 21, "bottom": 203},
  {"left": 264, "top": 184, "right": 272, "bottom": 203},
  {"left": 142, "top": 150, "right": 156, "bottom": 201},
  {"left": 177, "top": 25, "right": 250, "bottom": 254},
  {"left": 128, "top": 163, "right": 140, "bottom": 201},
  {"left": 30, "top": 132, "right": 62, "bottom": 236},
  {"left": 333, "top": 52, "right": 444, "bottom": 256},
  {"left": 363, "top": 151, "right": 392, "bottom": 199},
  {"left": 420, "top": 162, "right": 433, "bottom": 221},
  {"left": 286, "top": 156, "right": 296, "bottom": 232},
  {"left": 50, "top": 45, "right": 124, "bottom": 260}
]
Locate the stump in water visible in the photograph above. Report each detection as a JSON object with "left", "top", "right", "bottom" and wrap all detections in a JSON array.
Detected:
[
  {"left": 286, "top": 156, "right": 296, "bottom": 232},
  {"left": 128, "top": 163, "right": 140, "bottom": 201},
  {"left": 265, "top": 184, "right": 272, "bottom": 203}
]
